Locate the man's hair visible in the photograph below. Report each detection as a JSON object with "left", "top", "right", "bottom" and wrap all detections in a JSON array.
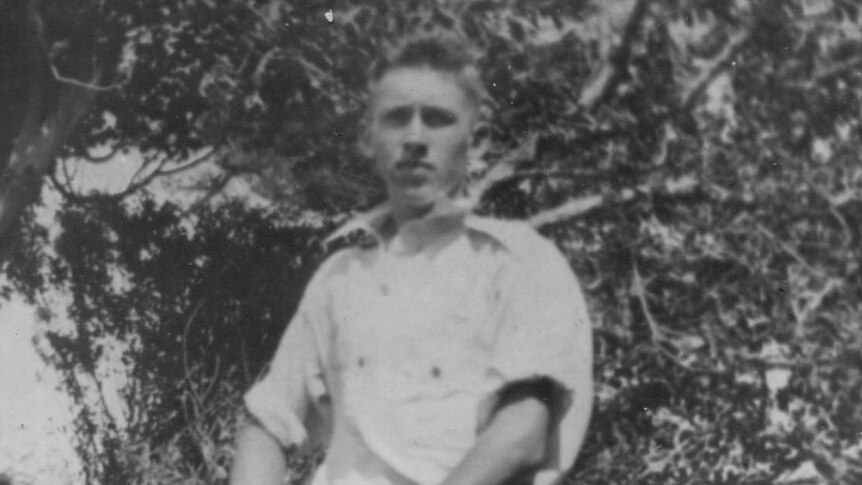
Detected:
[{"left": 368, "top": 35, "right": 486, "bottom": 107}]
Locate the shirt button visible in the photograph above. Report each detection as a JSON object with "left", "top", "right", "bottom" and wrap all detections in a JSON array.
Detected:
[{"left": 431, "top": 366, "right": 441, "bottom": 378}]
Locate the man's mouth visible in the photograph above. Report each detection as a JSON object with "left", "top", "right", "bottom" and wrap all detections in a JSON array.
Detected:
[
  {"left": 391, "top": 159, "right": 433, "bottom": 185},
  {"left": 394, "top": 159, "right": 433, "bottom": 171}
]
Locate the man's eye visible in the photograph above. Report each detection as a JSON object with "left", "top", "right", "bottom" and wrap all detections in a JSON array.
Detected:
[
  {"left": 381, "top": 107, "right": 413, "bottom": 126},
  {"left": 421, "top": 108, "right": 457, "bottom": 127}
]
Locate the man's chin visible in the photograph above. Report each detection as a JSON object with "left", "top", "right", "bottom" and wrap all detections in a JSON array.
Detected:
[{"left": 389, "top": 186, "right": 445, "bottom": 211}]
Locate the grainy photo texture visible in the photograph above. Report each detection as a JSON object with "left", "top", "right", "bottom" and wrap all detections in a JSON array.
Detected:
[{"left": 1, "top": 1, "right": 861, "bottom": 485}]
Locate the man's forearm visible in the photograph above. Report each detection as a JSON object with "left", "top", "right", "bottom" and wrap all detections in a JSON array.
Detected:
[
  {"left": 230, "top": 421, "right": 289, "bottom": 485},
  {"left": 440, "top": 397, "right": 550, "bottom": 485}
]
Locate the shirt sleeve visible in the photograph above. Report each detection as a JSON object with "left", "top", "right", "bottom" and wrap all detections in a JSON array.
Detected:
[
  {"left": 243, "top": 270, "right": 330, "bottom": 451},
  {"left": 484, "top": 237, "right": 594, "bottom": 484}
]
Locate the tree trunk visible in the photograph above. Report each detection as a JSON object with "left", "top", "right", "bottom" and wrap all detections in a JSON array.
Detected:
[{"left": 0, "top": 0, "right": 95, "bottom": 260}]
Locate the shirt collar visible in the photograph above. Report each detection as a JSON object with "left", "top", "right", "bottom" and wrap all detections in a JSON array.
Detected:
[{"left": 326, "top": 196, "right": 475, "bottom": 246}]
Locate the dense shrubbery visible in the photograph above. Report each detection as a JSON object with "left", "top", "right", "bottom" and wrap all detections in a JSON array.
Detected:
[{"left": 3, "top": 0, "right": 862, "bottom": 483}]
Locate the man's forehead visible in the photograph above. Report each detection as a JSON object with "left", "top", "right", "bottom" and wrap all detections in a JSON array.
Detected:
[{"left": 369, "top": 67, "right": 475, "bottom": 110}]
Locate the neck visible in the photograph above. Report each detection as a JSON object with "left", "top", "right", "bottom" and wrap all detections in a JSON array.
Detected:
[
  {"left": 389, "top": 182, "right": 465, "bottom": 227},
  {"left": 391, "top": 201, "right": 435, "bottom": 227}
]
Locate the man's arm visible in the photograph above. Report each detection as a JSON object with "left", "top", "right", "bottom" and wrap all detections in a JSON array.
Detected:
[
  {"left": 440, "top": 381, "right": 554, "bottom": 485},
  {"left": 230, "top": 420, "right": 289, "bottom": 485}
]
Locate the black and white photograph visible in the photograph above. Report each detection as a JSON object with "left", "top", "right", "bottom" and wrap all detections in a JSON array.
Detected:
[{"left": 1, "top": 1, "right": 861, "bottom": 484}]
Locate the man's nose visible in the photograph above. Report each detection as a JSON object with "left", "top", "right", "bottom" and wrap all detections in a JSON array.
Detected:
[
  {"left": 403, "top": 141, "right": 428, "bottom": 160},
  {"left": 403, "top": 111, "right": 428, "bottom": 159}
]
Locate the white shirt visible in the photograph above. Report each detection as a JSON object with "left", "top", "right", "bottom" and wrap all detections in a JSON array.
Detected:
[{"left": 244, "top": 199, "right": 593, "bottom": 485}]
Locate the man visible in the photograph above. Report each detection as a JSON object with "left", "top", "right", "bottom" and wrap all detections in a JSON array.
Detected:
[{"left": 230, "top": 36, "right": 593, "bottom": 485}]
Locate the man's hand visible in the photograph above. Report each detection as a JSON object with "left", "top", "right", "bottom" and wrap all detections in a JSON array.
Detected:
[
  {"left": 230, "top": 420, "right": 289, "bottom": 485},
  {"left": 440, "top": 381, "right": 554, "bottom": 485}
]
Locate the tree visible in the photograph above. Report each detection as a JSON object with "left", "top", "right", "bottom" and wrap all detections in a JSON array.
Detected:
[
  {"left": 0, "top": 0, "right": 132, "bottom": 257},
  {"left": 4, "top": 0, "right": 862, "bottom": 483},
  {"left": 21, "top": 199, "right": 329, "bottom": 483}
]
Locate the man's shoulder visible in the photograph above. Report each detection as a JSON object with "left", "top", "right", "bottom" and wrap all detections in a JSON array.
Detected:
[
  {"left": 317, "top": 244, "right": 366, "bottom": 275},
  {"left": 466, "top": 215, "right": 558, "bottom": 260}
]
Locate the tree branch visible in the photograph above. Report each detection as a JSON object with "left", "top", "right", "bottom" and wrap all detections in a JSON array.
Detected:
[
  {"left": 49, "top": 63, "right": 126, "bottom": 92},
  {"left": 48, "top": 169, "right": 83, "bottom": 202},
  {"left": 82, "top": 143, "right": 126, "bottom": 163},
  {"left": 632, "top": 262, "right": 715, "bottom": 373},
  {"left": 755, "top": 223, "right": 822, "bottom": 276},
  {"left": 182, "top": 298, "right": 208, "bottom": 413},
  {"left": 1, "top": 83, "right": 97, "bottom": 250},
  {"left": 680, "top": 27, "right": 753, "bottom": 111},
  {"left": 788, "top": 276, "right": 841, "bottom": 338},
  {"left": 650, "top": 124, "right": 676, "bottom": 167},
  {"left": 492, "top": 167, "right": 597, "bottom": 182},
  {"left": 152, "top": 147, "right": 219, "bottom": 177},
  {"left": 633, "top": 262, "right": 669, "bottom": 345},
  {"left": 793, "top": 55, "right": 862, "bottom": 89},
  {"left": 0, "top": 0, "right": 104, "bottom": 255},
  {"left": 181, "top": 170, "right": 238, "bottom": 216},
  {"left": 578, "top": 0, "right": 650, "bottom": 111},
  {"left": 252, "top": 47, "right": 285, "bottom": 86},
  {"left": 528, "top": 175, "right": 699, "bottom": 227},
  {"left": 519, "top": 14, "right": 755, "bottom": 234},
  {"left": 525, "top": 17, "right": 757, "bottom": 231},
  {"left": 467, "top": 133, "right": 538, "bottom": 206},
  {"left": 51, "top": 148, "right": 221, "bottom": 204}
]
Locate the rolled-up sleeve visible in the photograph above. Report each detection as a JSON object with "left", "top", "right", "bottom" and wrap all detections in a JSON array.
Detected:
[
  {"left": 244, "top": 275, "right": 329, "bottom": 450},
  {"left": 486, "top": 238, "right": 594, "bottom": 483}
]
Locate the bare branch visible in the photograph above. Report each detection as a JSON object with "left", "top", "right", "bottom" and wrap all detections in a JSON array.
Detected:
[
  {"left": 828, "top": 202, "right": 853, "bottom": 248},
  {"left": 91, "top": 160, "right": 170, "bottom": 200},
  {"left": 789, "top": 276, "right": 841, "bottom": 338},
  {"left": 633, "top": 262, "right": 668, "bottom": 345},
  {"left": 82, "top": 144, "right": 126, "bottom": 163},
  {"left": 680, "top": 27, "right": 753, "bottom": 111},
  {"left": 199, "top": 355, "right": 221, "bottom": 405},
  {"left": 793, "top": 55, "right": 862, "bottom": 89},
  {"left": 252, "top": 47, "right": 285, "bottom": 86},
  {"left": 180, "top": 171, "right": 238, "bottom": 216},
  {"left": 529, "top": 175, "right": 699, "bottom": 227},
  {"left": 182, "top": 298, "right": 207, "bottom": 412},
  {"left": 813, "top": 55, "right": 862, "bottom": 82},
  {"left": 524, "top": 13, "right": 754, "bottom": 235},
  {"left": 48, "top": 170, "right": 82, "bottom": 202},
  {"left": 492, "top": 167, "right": 596, "bottom": 182},
  {"left": 736, "top": 351, "right": 840, "bottom": 371},
  {"left": 578, "top": 0, "right": 650, "bottom": 111},
  {"left": 529, "top": 193, "right": 605, "bottom": 227},
  {"left": 251, "top": 46, "right": 352, "bottom": 104},
  {"left": 60, "top": 157, "right": 77, "bottom": 187},
  {"left": 50, "top": 64, "right": 126, "bottom": 92},
  {"left": 468, "top": 133, "right": 538, "bottom": 206},
  {"left": 579, "top": 61, "right": 615, "bottom": 111},
  {"left": 153, "top": 147, "right": 218, "bottom": 177},
  {"left": 650, "top": 124, "right": 677, "bottom": 167},
  {"left": 51, "top": 148, "right": 223, "bottom": 204},
  {"left": 244, "top": 0, "right": 283, "bottom": 37},
  {"left": 127, "top": 154, "right": 163, "bottom": 187},
  {"left": 39, "top": 2, "right": 129, "bottom": 94},
  {"left": 633, "top": 262, "right": 714, "bottom": 373},
  {"left": 754, "top": 223, "right": 822, "bottom": 277}
]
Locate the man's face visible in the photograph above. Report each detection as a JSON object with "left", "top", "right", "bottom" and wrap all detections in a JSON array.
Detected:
[{"left": 363, "top": 67, "right": 477, "bottom": 211}]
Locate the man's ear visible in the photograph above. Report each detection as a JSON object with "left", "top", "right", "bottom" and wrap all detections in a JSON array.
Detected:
[
  {"left": 468, "top": 120, "right": 490, "bottom": 159},
  {"left": 468, "top": 102, "right": 489, "bottom": 146},
  {"left": 470, "top": 120, "right": 486, "bottom": 143}
]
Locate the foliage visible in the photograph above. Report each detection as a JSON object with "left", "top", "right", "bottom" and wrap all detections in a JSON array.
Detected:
[
  {"left": 19, "top": 198, "right": 330, "bottom": 483},
  {"left": 4, "top": 0, "right": 862, "bottom": 484}
]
